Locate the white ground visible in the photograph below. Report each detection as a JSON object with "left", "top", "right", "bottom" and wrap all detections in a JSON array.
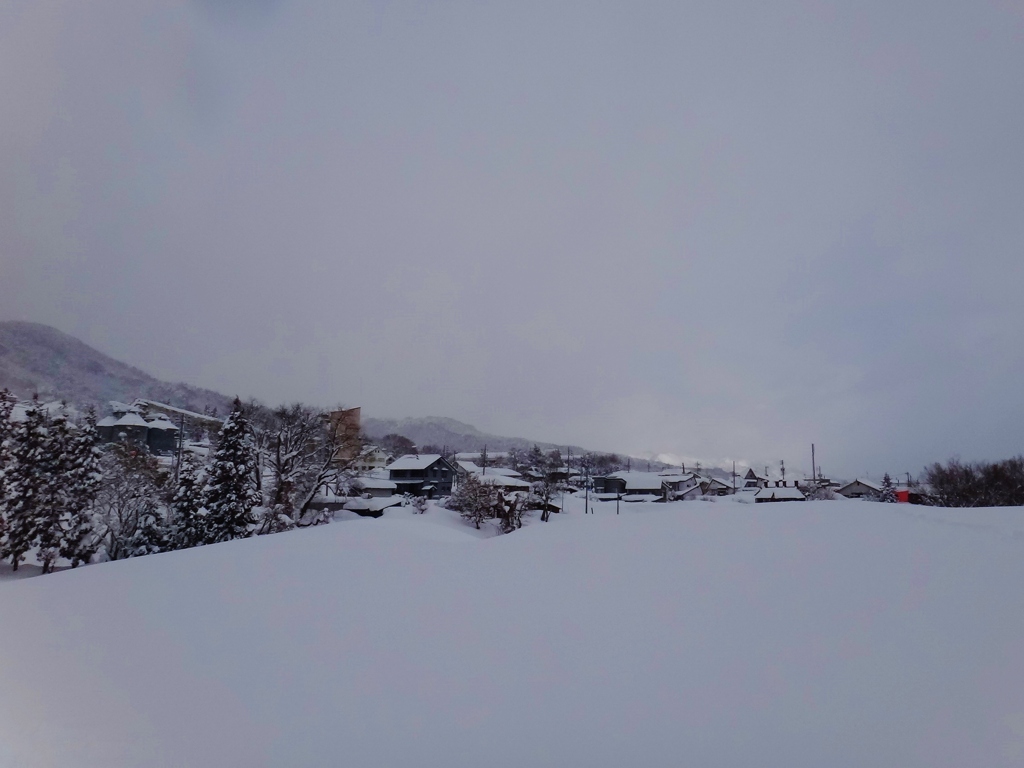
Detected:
[{"left": 2, "top": 496, "right": 1024, "bottom": 767}]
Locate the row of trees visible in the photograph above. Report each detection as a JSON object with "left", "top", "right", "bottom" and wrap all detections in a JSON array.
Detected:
[
  {"left": 0, "top": 392, "right": 362, "bottom": 573},
  {"left": 922, "top": 457, "right": 1024, "bottom": 507}
]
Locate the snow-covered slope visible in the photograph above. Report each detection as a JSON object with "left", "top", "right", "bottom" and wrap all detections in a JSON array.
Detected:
[
  {"left": 2, "top": 498, "right": 1023, "bottom": 767},
  {"left": 0, "top": 321, "right": 233, "bottom": 413}
]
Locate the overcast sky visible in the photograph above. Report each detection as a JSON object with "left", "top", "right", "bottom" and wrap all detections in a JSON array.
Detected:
[{"left": 2, "top": 0, "right": 1022, "bottom": 478}]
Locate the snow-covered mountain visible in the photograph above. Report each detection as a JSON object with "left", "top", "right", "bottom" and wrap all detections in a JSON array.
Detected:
[
  {"left": 0, "top": 321, "right": 234, "bottom": 414},
  {"left": 361, "top": 415, "right": 587, "bottom": 455},
  {"left": 0, "top": 322, "right": 590, "bottom": 455}
]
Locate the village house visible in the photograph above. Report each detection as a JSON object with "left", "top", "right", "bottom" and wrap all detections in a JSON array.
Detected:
[
  {"left": 699, "top": 476, "right": 734, "bottom": 496},
  {"left": 387, "top": 454, "right": 456, "bottom": 498},
  {"left": 742, "top": 468, "right": 769, "bottom": 489},
  {"left": 836, "top": 479, "right": 882, "bottom": 499},
  {"left": 96, "top": 405, "right": 179, "bottom": 455},
  {"left": 660, "top": 473, "right": 701, "bottom": 500},
  {"left": 594, "top": 471, "right": 666, "bottom": 497},
  {"left": 351, "top": 446, "right": 391, "bottom": 474}
]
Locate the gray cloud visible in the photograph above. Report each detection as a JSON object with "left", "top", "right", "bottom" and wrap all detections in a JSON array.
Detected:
[{"left": 2, "top": 0, "right": 1022, "bottom": 477}]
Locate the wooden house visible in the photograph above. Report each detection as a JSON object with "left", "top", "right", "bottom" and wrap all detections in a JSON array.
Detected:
[{"left": 387, "top": 454, "right": 456, "bottom": 498}]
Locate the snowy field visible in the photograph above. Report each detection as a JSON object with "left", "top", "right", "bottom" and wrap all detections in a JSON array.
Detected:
[{"left": 2, "top": 496, "right": 1024, "bottom": 767}]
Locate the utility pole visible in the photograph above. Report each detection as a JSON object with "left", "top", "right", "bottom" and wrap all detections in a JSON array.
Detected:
[
  {"left": 811, "top": 444, "right": 816, "bottom": 485},
  {"left": 781, "top": 459, "right": 786, "bottom": 483},
  {"left": 585, "top": 464, "right": 590, "bottom": 514},
  {"left": 732, "top": 460, "right": 736, "bottom": 493}
]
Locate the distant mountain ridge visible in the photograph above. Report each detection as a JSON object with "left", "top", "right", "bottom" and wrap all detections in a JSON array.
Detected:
[
  {"left": 0, "top": 321, "right": 590, "bottom": 457},
  {"left": 0, "top": 321, "right": 234, "bottom": 415},
  {"left": 361, "top": 415, "right": 588, "bottom": 456}
]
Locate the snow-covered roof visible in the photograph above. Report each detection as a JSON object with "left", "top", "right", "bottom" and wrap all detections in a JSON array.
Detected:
[
  {"left": 132, "top": 399, "right": 224, "bottom": 424},
  {"left": 607, "top": 471, "right": 669, "bottom": 491},
  {"left": 146, "top": 415, "right": 179, "bottom": 431},
  {"left": 838, "top": 478, "right": 882, "bottom": 493},
  {"left": 457, "top": 461, "right": 523, "bottom": 478},
  {"left": 755, "top": 486, "right": 806, "bottom": 500},
  {"left": 483, "top": 467, "right": 522, "bottom": 477},
  {"left": 341, "top": 497, "right": 403, "bottom": 512},
  {"left": 114, "top": 412, "right": 150, "bottom": 428},
  {"left": 96, "top": 415, "right": 119, "bottom": 428},
  {"left": 479, "top": 475, "right": 531, "bottom": 489},
  {"left": 660, "top": 473, "right": 698, "bottom": 485},
  {"left": 387, "top": 454, "right": 446, "bottom": 471}
]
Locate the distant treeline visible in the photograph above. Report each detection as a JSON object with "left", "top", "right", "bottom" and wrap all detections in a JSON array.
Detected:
[{"left": 923, "top": 457, "right": 1024, "bottom": 507}]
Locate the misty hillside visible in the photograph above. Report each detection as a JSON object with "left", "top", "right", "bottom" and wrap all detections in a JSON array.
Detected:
[
  {"left": 361, "top": 415, "right": 588, "bottom": 456},
  {"left": 0, "top": 322, "right": 595, "bottom": 456},
  {"left": 0, "top": 321, "right": 234, "bottom": 415}
]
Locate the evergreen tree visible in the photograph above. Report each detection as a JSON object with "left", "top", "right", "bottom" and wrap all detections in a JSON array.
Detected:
[
  {"left": 880, "top": 473, "right": 898, "bottom": 503},
  {"left": 128, "top": 505, "right": 170, "bottom": 556},
  {"left": 0, "top": 389, "right": 17, "bottom": 545},
  {"left": 204, "top": 399, "right": 259, "bottom": 543},
  {"left": 0, "top": 397, "right": 48, "bottom": 570},
  {"left": 35, "top": 406, "right": 72, "bottom": 573},
  {"left": 527, "top": 444, "right": 545, "bottom": 472},
  {"left": 170, "top": 451, "right": 208, "bottom": 549},
  {"left": 59, "top": 410, "right": 103, "bottom": 568}
]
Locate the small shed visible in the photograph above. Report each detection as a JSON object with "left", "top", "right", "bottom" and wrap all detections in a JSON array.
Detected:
[{"left": 351, "top": 476, "right": 398, "bottom": 498}]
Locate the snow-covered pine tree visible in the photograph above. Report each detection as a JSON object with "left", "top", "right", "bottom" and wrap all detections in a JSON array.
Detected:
[
  {"left": 35, "top": 405, "right": 72, "bottom": 573},
  {"left": 59, "top": 409, "right": 103, "bottom": 568},
  {"left": 203, "top": 399, "right": 260, "bottom": 543},
  {"left": 128, "top": 504, "right": 170, "bottom": 557},
  {"left": 0, "top": 388, "right": 16, "bottom": 543},
  {"left": 880, "top": 473, "right": 898, "bottom": 503},
  {"left": 0, "top": 397, "right": 48, "bottom": 570},
  {"left": 169, "top": 451, "right": 207, "bottom": 550}
]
